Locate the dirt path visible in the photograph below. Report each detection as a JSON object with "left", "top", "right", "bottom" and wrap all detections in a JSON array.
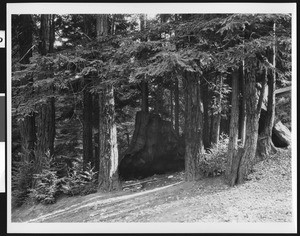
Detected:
[{"left": 12, "top": 148, "right": 292, "bottom": 223}]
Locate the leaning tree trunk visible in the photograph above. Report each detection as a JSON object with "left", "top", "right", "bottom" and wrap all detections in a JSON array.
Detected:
[
  {"left": 233, "top": 66, "right": 267, "bottom": 185},
  {"left": 98, "top": 85, "right": 120, "bottom": 191},
  {"left": 257, "top": 22, "right": 277, "bottom": 159},
  {"left": 226, "top": 70, "right": 240, "bottom": 184},
  {"left": 82, "top": 81, "right": 93, "bottom": 171},
  {"left": 184, "top": 71, "right": 204, "bottom": 181},
  {"left": 35, "top": 97, "right": 56, "bottom": 172}
]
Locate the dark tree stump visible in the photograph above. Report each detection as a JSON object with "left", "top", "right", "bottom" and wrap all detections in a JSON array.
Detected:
[{"left": 119, "top": 111, "right": 184, "bottom": 180}]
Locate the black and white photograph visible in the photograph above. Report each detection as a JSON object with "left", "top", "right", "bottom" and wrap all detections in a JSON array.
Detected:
[{"left": 5, "top": 2, "right": 297, "bottom": 234}]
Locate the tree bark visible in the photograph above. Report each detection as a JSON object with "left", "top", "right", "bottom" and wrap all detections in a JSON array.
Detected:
[
  {"left": 35, "top": 97, "right": 56, "bottom": 172},
  {"left": 231, "top": 66, "right": 267, "bottom": 185},
  {"left": 39, "top": 14, "right": 49, "bottom": 56},
  {"left": 239, "top": 61, "right": 247, "bottom": 147},
  {"left": 18, "top": 15, "right": 33, "bottom": 64},
  {"left": 18, "top": 15, "right": 35, "bottom": 160},
  {"left": 154, "top": 85, "right": 164, "bottom": 115},
  {"left": 96, "top": 15, "right": 108, "bottom": 40},
  {"left": 202, "top": 81, "right": 211, "bottom": 149},
  {"left": 48, "top": 14, "right": 55, "bottom": 53},
  {"left": 96, "top": 13, "right": 119, "bottom": 191},
  {"left": 20, "top": 113, "right": 36, "bottom": 162},
  {"left": 170, "top": 87, "right": 174, "bottom": 126},
  {"left": 211, "top": 77, "right": 223, "bottom": 144},
  {"left": 174, "top": 76, "right": 180, "bottom": 136},
  {"left": 226, "top": 70, "right": 240, "bottom": 183},
  {"left": 92, "top": 94, "right": 100, "bottom": 174},
  {"left": 257, "top": 22, "right": 277, "bottom": 159},
  {"left": 82, "top": 81, "right": 93, "bottom": 170},
  {"left": 141, "top": 80, "right": 149, "bottom": 113},
  {"left": 184, "top": 72, "right": 204, "bottom": 181},
  {"left": 98, "top": 85, "right": 120, "bottom": 191}
]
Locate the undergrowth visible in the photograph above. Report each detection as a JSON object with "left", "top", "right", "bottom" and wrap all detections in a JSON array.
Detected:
[
  {"left": 13, "top": 152, "right": 98, "bottom": 206},
  {"left": 198, "top": 134, "right": 228, "bottom": 178}
]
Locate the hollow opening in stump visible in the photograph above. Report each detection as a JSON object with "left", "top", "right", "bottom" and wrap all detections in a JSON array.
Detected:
[{"left": 118, "top": 111, "right": 185, "bottom": 180}]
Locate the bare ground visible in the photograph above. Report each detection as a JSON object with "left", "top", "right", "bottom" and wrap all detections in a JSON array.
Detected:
[{"left": 11, "top": 148, "right": 292, "bottom": 223}]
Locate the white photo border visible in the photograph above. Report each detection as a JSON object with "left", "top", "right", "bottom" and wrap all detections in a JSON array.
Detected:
[{"left": 7, "top": 2, "right": 297, "bottom": 233}]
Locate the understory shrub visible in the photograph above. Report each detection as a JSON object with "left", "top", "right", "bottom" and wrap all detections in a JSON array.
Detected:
[
  {"left": 199, "top": 133, "right": 228, "bottom": 177},
  {"left": 12, "top": 159, "right": 35, "bottom": 208},
  {"left": 29, "top": 158, "right": 97, "bottom": 204},
  {"left": 60, "top": 162, "right": 98, "bottom": 196},
  {"left": 29, "top": 169, "right": 63, "bottom": 204}
]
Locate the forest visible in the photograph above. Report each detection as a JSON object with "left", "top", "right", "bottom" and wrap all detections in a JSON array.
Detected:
[{"left": 11, "top": 13, "right": 292, "bottom": 210}]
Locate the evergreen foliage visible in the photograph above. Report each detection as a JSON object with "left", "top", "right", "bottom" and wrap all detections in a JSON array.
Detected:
[{"left": 11, "top": 13, "right": 292, "bottom": 206}]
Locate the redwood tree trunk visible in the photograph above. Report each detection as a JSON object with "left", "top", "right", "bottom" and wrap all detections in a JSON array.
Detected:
[
  {"left": 20, "top": 113, "right": 36, "bottom": 162},
  {"left": 35, "top": 97, "right": 56, "bottom": 171},
  {"left": 98, "top": 85, "right": 120, "bottom": 191},
  {"left": 239, "top": 62, "right": 247, "bottom": 147},
  {"left": 39, "top": 14, "right": 49, "bottom": 56},
  {"left": 210, "top": 77, "right": 223, "bottom": 144},
  {"left": 226, "top": 70, "right": 240, "bottom": 184},
  {"left": 154, "top": 85, "right": 164, "bottom": 115},
  {"left": 18, "top": 16, "right": 35, "bottom": 160},
  {"left": 83, "top": 82, "right": 93, "bottom": 170},
  {"left": 257, "top": 22, "right": 277, "bottom": 159},
  {"left": 96, "top": 14, "right": 119, "bottom": 191},
  {"left": 174, "top": 76, "right": 180, "bottom": 136},
  {"left": 48, "top": 14, "right": 55, "bottom": 53},
  {"left": 96, "top": 14, "right": 108, "bottom": 40},
  {"left": 232, "top": 66, "right": 267, "bottom": 185},
  {"left": 141, "top": 80, "right": 149, "bottom": 113},
  {"left": 202, "top": 81, "right": 211, "bottom": 148},
  {"left": 92, "top": 94, "right": 100, "bottom": 174},
  {"left": 18, "top": 15, "right": 33, "bottom": 64},
  {"left": 184, "top": 72, "right": 204, "bottom": 181},
  {"left": 170, "top": 87, "right": 174, "bottom": 126}
]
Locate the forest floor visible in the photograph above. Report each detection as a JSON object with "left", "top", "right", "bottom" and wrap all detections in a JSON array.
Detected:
[{"left": 12, "top": 147, "right": 293, "bottom": 223}]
